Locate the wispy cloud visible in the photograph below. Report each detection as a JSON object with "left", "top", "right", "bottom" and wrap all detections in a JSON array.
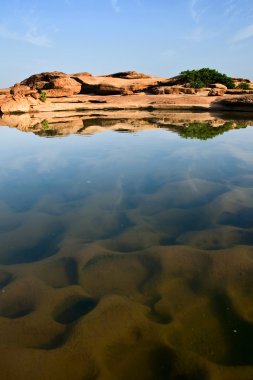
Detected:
[
  {"left": 0, "top": 3, "right": 55, "bottom": 48},
  {"left": 224, "top": 0, "right": 238, "bottom": 16},
  {"left": 232, "top": 24, "right": 253, "bottom": 42},
  {"left": 111, "top": 0, "right": 120, "bottom": 12},
  {"left": 0, "top": 24, "right": 52, "bottom": 47},
  {"left": 190, "top": 0, "right": 199, "bottom": 22}
]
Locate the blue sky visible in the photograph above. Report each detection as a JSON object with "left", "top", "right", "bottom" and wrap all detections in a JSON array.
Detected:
[{"left": 0, "top": 0, "right": 253, "bottom": 87}]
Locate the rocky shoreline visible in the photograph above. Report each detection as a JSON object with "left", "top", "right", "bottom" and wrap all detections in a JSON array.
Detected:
[{"left": 1, "top": 70, "right": 253, "bottom": 114}]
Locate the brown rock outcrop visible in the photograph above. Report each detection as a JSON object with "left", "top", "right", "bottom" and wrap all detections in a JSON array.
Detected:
[
  {"left": 49, "top": 77, "right": 81, "bottom": 94},
  {"left": 18, "top": 70, "right": 168, "bottom": 97},
  {"left": 215, "top": 95, "right": 253, "bottom": 109},
  {"left": 72, "top": 74, "right": 165, "bottom": 95},
  {"left": 43, "top": 89, "right": 75, "bottom": 98},
  {"left": 21, "top": 71, "right": 67, "bottom": 89},
  {"left": 0, "top": 88, "right": 10, "bottom": 95},
  {"left": 106, "top": 71, "right": 152, "bottom": 79},
  {"left": 72, "top": 72, "right": 92, "bottom": 77},
  {"left": 232, "top": 77, "right": 251, "bottom": 87},
  {"left": 226, "top": 89, "right": 253, "bottom": 95},
  {"left": 11, "top": 84, "right": 37, "bottom": 96},
  {"left": 210, "top": 83, "right": 227, "bottom": 90},
  {"left": 0, "top": 94, "right": 30, "bottom": 113},
  {"left": 208, "top": 89, "right": 225, "bottom": 96},
  {"left": 81, "top": 83, "right": 126, "bottom": 95},
  {"left": 151, "top": 86, "right": 196, "bottom": 95},
  {"left": 19, "top": 71, "right": 82, "bottom": 97},
  {"left": 158, "top": 75, "right": 185, "bottom": 87},
  {"left": 216, "top": 95, "right": 253, "bottom": 107}
]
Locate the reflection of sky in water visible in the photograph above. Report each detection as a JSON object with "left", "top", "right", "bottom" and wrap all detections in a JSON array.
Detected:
[{"left": 0, "top": 124, "right": 253, "bottom": 257}]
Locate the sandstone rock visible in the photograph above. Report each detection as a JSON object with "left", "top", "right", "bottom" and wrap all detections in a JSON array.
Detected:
[
  {"left": 122, "top": 90, "right": 134, "bottom": 95},
  {"left": 93, "top": 84, "right": 126, "bottom": 95},
  {"left": 181, "top": 88, "right": 196, "bottom": 94},
  {"left": 158, "top": 75, "right": 185, "bottom": 87},
  {"left": 214, "top": 95, "right": 253, "bottom": 111},
  {"left": 106, "top": 71, "right": 152, "bottom": 79},
  {"left": 72, "top": 73, "right": 165, "bottom": 95},
  {"left": 232, "top": 77, "right": 251, "bottom": 87},
  {"left": 128, "top": 83, "right": 154, "bottom": 93},
  {"left": 0, "top": 94, "right": 30, "bottom": 113},
  {"left": 33, "top": 81, "right": 49, "bottom": 90},
  {"left": 11, "top": 84, "right": 36, "bottom": 96},
  {"left": 208, "top": 88, "right": 225, "bottom": 96},
  {"left": 150, "top": 86, "right": 196, "bottom": 95},
  {"left": 43, "top": 89, "right": 74, "bottom": 97},
  {"left": 72, "top": 72, "right": 92, "bottom": 77},
  {"left": 210, "top": 83, "right": 227, "bottom": 90},
  {"left": 0, "top": 88, "right": 10, "bottom": 95},
  {"left": 31, "top": 92, "right": 40, "bottom": 100},
  {"left": 49, "top": 77, "right": 81, "bottom": 94},
  {"left": 27, "top": 96, "right": 40, "bottom": 106},
  {"left": 21, "top": 71, "right": 67, "bottom": 89},
  {"left": 226, "top": 89, "right": 253, "bottom": 95}
]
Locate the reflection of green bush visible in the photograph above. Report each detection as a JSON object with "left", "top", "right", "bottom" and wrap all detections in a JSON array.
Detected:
[
  {"left": 39, "top": 120, "right": 57, "bottom": 136},
  {"left": 180, "top": 68, "right": 235, "bottom": 89},
  {"left": 41, "top": 120, "right": 50, "bottom": 130},
  {"left": 178, "top": 121, "right": 247, "bottom": 140}
]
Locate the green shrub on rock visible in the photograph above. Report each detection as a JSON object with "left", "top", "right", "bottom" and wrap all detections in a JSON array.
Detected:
[{"left": 180, "top": 68, "right": 235, "bottom": 89}]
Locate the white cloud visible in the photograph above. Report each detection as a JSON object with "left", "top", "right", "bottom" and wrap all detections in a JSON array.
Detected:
[
  {"left": 0, "top": 24, "right": 52, "bottom": 47},
  {"left": 111, "top": 0, "right": 120, "bottom": 12},
  {"left": 232, "top": 24, "right": 253, "bottom": 42}
]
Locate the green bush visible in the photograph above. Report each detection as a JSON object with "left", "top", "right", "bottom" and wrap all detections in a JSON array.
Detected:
[
  {"left": 40, "top": 91, "right": 47, "bottom": 102},
  {"left": 236, "top": 82, "right": 250, "bottom": 90},
  {"left": 180, "top": 68, "right": 235, "bottom": 89},
  {"left": 189, "top": 79, "right": 205, "bottom": 89}
]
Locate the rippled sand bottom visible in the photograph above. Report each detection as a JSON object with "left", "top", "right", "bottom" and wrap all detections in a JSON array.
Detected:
[{"left": 1, "top": 243, "right": 253, "bottom": 380}]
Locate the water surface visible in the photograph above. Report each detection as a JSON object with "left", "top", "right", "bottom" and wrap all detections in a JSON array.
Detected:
[{"left": 0, "top": 113, "right": 253, "bottom": 380}]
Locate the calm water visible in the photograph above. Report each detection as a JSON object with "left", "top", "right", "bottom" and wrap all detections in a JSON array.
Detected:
[{"left": 0, "top": 114, "right": 253, "bottom": 380}]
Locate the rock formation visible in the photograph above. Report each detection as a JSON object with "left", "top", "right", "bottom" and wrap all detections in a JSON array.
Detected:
[{"left": 0, "top": 70, "right": 253, "bottom": 114}]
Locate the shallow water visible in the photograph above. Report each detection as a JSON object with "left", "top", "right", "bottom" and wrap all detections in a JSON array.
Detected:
[{"left": 0, "top": 113, "right": 253, "bottom": 380}]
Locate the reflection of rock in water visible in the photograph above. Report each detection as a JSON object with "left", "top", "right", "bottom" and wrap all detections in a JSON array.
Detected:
[{"left": 1, "top": 111, "right": 253, "bottom": 139}]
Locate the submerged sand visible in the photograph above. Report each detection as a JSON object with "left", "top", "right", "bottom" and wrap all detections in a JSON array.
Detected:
[{"left": 0, "top": 242, "right": 253, "bottom": 380}]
